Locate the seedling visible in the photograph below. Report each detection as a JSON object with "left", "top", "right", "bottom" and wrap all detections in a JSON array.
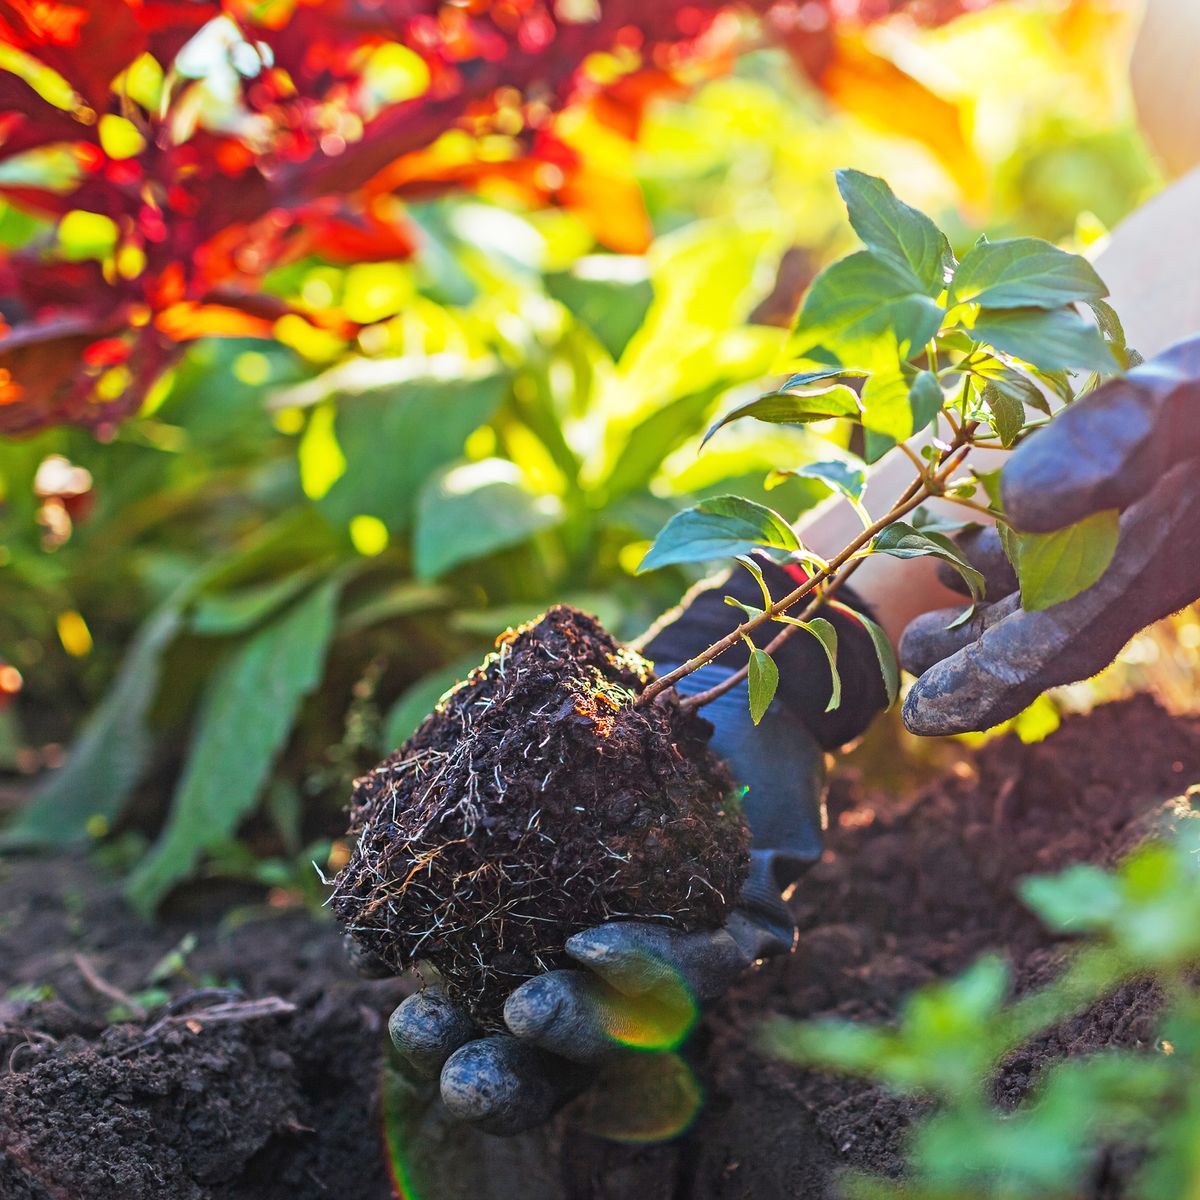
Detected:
[
  {"left": 764, "top": 793, "right": 1200, "bottom": 1199},
  {"left": 635, "top": 169, "right": 1130, "bottom": 722},
  {"left": 335, "top": 171, "right": 1131, "bottom": 1015}
]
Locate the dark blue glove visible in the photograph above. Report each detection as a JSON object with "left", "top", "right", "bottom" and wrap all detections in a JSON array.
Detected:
[
  {"left": 384, "top": 565, "right": 887, "bottom": 1135},
  {"left": 901, "top": 336, "right": 1200, "bottom": 735}
]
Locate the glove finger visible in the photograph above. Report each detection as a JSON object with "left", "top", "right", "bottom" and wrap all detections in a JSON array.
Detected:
[
  {"left": 439, "top": 1036, "right": 589, "bottom": 1136},
  {"left": 905, "top": 459, "right": 1200, "bottom": 736},
  {"left": 898, "top": 595, "right": 1020, "bottom": 678},
  {"left": 934, "top": 526, "right": 1018, "bottom": 600},
  {"left": 503, "top": 970, "right": 618, "bottom": 1062},
  {"left": 1003, "top": 336, "right": 1200, "bottom": 532},
  {"left": 738, "top": 852, "right": 801, "bottom": 953},
  {"left": 389, "top": 988, "right": 477, "bottom": 1080},
  {"left": 564, "top": 922, "right": 680, "bottom": 996},
  {"left": 566, "top": 920, "right": 748, "bottom": 1005},
  {"left": 900, "top": 605, "right": 1067, "bottom": 737}
]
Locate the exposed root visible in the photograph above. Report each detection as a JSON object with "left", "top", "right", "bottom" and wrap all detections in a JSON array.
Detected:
[{"left": 332, "top": 606, "right": 749, "bottom": 1028}]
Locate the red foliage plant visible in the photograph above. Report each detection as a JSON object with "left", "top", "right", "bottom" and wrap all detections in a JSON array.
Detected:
[{"left": 0, "top": 0, "right": 989, "bottom": 437}]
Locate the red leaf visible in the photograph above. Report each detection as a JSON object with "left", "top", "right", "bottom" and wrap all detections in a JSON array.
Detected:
[{"left": 0, "top": 315, "right": 179, "bottom": 437}]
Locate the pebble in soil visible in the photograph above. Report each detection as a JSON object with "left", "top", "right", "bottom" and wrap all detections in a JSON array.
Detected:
[{"left": 331, "top": 605, "right": 750, "bottom": 1027}]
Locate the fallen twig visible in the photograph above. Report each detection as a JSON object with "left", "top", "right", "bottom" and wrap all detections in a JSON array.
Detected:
[
  {"left": 74, "top": 953, "right": 147, "bottom": 1020},
  {"left": 112, "top": 995, "right": 297, "bottom": 1059}
]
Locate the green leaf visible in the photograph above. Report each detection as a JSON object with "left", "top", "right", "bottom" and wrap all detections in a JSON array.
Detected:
[
  {"left": 861, "top": 367, "right": 915, "bottom": 442},
  {"left": 872, "top": 522, "right": 985, "bottom": 601},
  {"left": 972, "top": 306, "right": 1117, "bottom": 374},
  {"left": 766, "top": 459, "right": 866, "bottom": 504},
  {"left": 829, "top": 600, "right": 899, "bottom": 708},
  {"left": 748, "top": 648, "right": 779, "bottom": 725},
  {"left": 701, "top": 375, "right": 860, "bottom": 447},
  {"left": 339, "top": 581, "right": 449, "bottom": 635},
  {"left": 615, "top": 220, "right": 782, "bottom": 411},
  {"left": 836, "top": 169, "right": 951, "bottom": 295},
  {"left": 977, "top": 362, "right": 1054, "bottom": 419},
  {"left": 382, "top": 653, "right": 482, "bottom": 749},
  {"left": 801, "top": 617, "right": 841, "bottom": 712},
  {"left": 909, "top": 369, "right": 944, "bottom": 431},
  {"left": 950, "top": 239, "right": 1108, "bottom": 310},
  {"left": 725, "top": 594, "right": 765, "bottom": 622},
  {"left": 638, "top": 496, "right": 800, "bottom": 572},
  {"left": 793, "top": 250, "right": 945, "bottom": 367},
  {"left": 760, "top": 1014, "right": 892, "bottom": 1073},
  {"left": 1020, "top": 864, "right": 1123, "bottom": 934},
  {"left": 125, "top": 580, "right": 340, "bottom": 914},
  {"left": 981, "top": 382, "right": 1025, "bottom": 447},
  {"left": 997, "top": 518, "right": 1022, "bottom": 574},
  {"left": 1, "top": 601, "right": 184, "bottom": 849},
  {"left": 1011, "top": 510, "right": 1120, "bottom": 612},
  {"left": 606, "top": 388, "right": 721, "bottom": 498},
  {"left": 863, "top": 429, "right": 897, "bottom": 465},
  {"left": 734, "top": 554, "right": 774, "bottom": 610},
  {"left": 413, "top": 459, "right": 564, "bottom": 580},
  {"left": 1088, "top": 298, "right": 1128, "bottom": 353},
  {"left": 778, "top": 368, "right": 862, "bottom": 391},
  {"left": 308, "top": 366, "right": 508, "bottom": 531},
  {"left": 974, "top": 467, "right": 1005, "bottom": 510},
  {"left": 545, "top": 256, "right": 653, "bottom": 359},
  {"left": 190, "top": 569, "right": 325, "bottom": 636}
]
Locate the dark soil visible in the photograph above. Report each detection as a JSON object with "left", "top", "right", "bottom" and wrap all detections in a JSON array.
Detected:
[
  {"left": 0, "top": 859, "right": 408, "bottom": 1200},
  {"left": 0, "top": 694, "right": 1197, "bottom": 1199},
  {"left": 332, "top": 606, "right": 749, "bottom": 1027}
]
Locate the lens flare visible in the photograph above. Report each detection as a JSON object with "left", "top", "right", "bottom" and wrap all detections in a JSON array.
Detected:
[{"left": 573, "top": 1051, "right": 704, "bottom": 1143}]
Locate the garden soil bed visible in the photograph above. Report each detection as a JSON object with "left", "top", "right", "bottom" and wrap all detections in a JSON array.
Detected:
[{"left": 1, "top": 694, "right": 1198, "bottom": 1199}]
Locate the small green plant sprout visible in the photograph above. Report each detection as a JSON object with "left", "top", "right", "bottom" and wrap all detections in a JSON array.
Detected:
[
  {"left": 762, "top": 791, "right": 1200, "bottom": 1200},
  {"left": 636, "top": 169, "right": 1131, "bottom": 722}
]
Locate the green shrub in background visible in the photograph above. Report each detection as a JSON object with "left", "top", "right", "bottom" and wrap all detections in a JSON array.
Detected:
[
  {"left": 765, "top": 793, "right": 1200, "bottom": 1199},
  {"left": 0, "top": 3, "right": 1161, "bottom": 909},
  {"left": 1, "top": 206, "right": 839, "bottom": 912}
]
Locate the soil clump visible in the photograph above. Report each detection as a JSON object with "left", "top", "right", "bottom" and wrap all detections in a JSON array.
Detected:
[
  {"left": 1, "top": 696, "right": 1197, "bottom": 1197},
  {"left": 331, "top": 606, "right": 749, "bottom": 1026}
]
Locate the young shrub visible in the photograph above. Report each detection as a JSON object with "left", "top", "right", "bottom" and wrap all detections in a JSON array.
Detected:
[
  {"left": 635, "top": 169, "right": 1129, "bottom": 723},
  {"left": 764, "top": 794, "right": 1200, "bottom": 1199}
]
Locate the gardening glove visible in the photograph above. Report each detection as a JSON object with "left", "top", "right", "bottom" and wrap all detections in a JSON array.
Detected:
[
  {"left": 385, "top": 565, "right": 889, "bottom": 1136},
  {"left": 901, "top": 335, "right": 1200, "bottom": 736}
]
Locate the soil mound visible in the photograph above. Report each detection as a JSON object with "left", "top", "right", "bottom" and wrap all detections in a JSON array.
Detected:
[
  {"left": 0, "top": 860, "right": 404, "bottom": 1200},
  {"left": 331, "top": 605, "right": 750, "bottom": 1026},
  {"left": 3, "top": 697, "right": 1198, "bottom": 1199},
  {"left": 694, "top": 693, "right": 1200, "bottom": 1196}
]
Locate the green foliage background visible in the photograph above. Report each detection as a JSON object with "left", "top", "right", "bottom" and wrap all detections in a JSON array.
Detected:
[{"left": 0, "top": 2, "right": 1161, "bottom": 912}]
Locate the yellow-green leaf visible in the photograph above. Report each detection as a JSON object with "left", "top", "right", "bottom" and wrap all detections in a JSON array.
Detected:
[
  {"left": 748, "top": 648, "right": 779, "bottom": 725},
  {"left": 1013, "top": 510, "right": 1120, "bottom": 612}
]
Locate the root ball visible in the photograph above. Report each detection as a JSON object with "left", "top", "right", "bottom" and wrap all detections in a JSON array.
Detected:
[{"left": 331, "top": 606, "right": 749, "bottom": 1027}]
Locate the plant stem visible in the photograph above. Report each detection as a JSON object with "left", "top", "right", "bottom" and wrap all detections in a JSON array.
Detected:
[
  {"left": 941, "top": 494, "right": 997, "bottom": 520},
  {"left": 653, "top": 441, "right": 974, "bottom": 712},
  {"left": 677, "top": 556, "right": 864, "bottom": 711},
  {"left": 638, "top": 487, "right": 930, "bottom": 707},
  {"left": 896, "top": 440, "right": 928, "bottom": 475}
]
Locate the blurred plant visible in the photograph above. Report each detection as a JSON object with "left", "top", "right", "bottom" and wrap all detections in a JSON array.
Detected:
[
  {"left": 1, "top": 206, "right": 836, "bottom": 912},
  {"left": 635, "top": 169, "right": 1129, "bottom": 723},
  {"left": 0, "top": 0, "right": 1154, "bottom": 912},
  {"left": 0, "top": 0, "right": 993, "bottom": 436},
  {"left": 764, "top": 789, "right": 1200, "bottom": 1199}
]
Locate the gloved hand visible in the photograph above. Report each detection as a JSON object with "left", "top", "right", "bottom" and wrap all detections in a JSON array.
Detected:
[
  {"left": 381, "top": 563, "right": 889, "bottom": 1136},
  {"left": 901, "top": 335, "right": 1200, "bottom": 736}
]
